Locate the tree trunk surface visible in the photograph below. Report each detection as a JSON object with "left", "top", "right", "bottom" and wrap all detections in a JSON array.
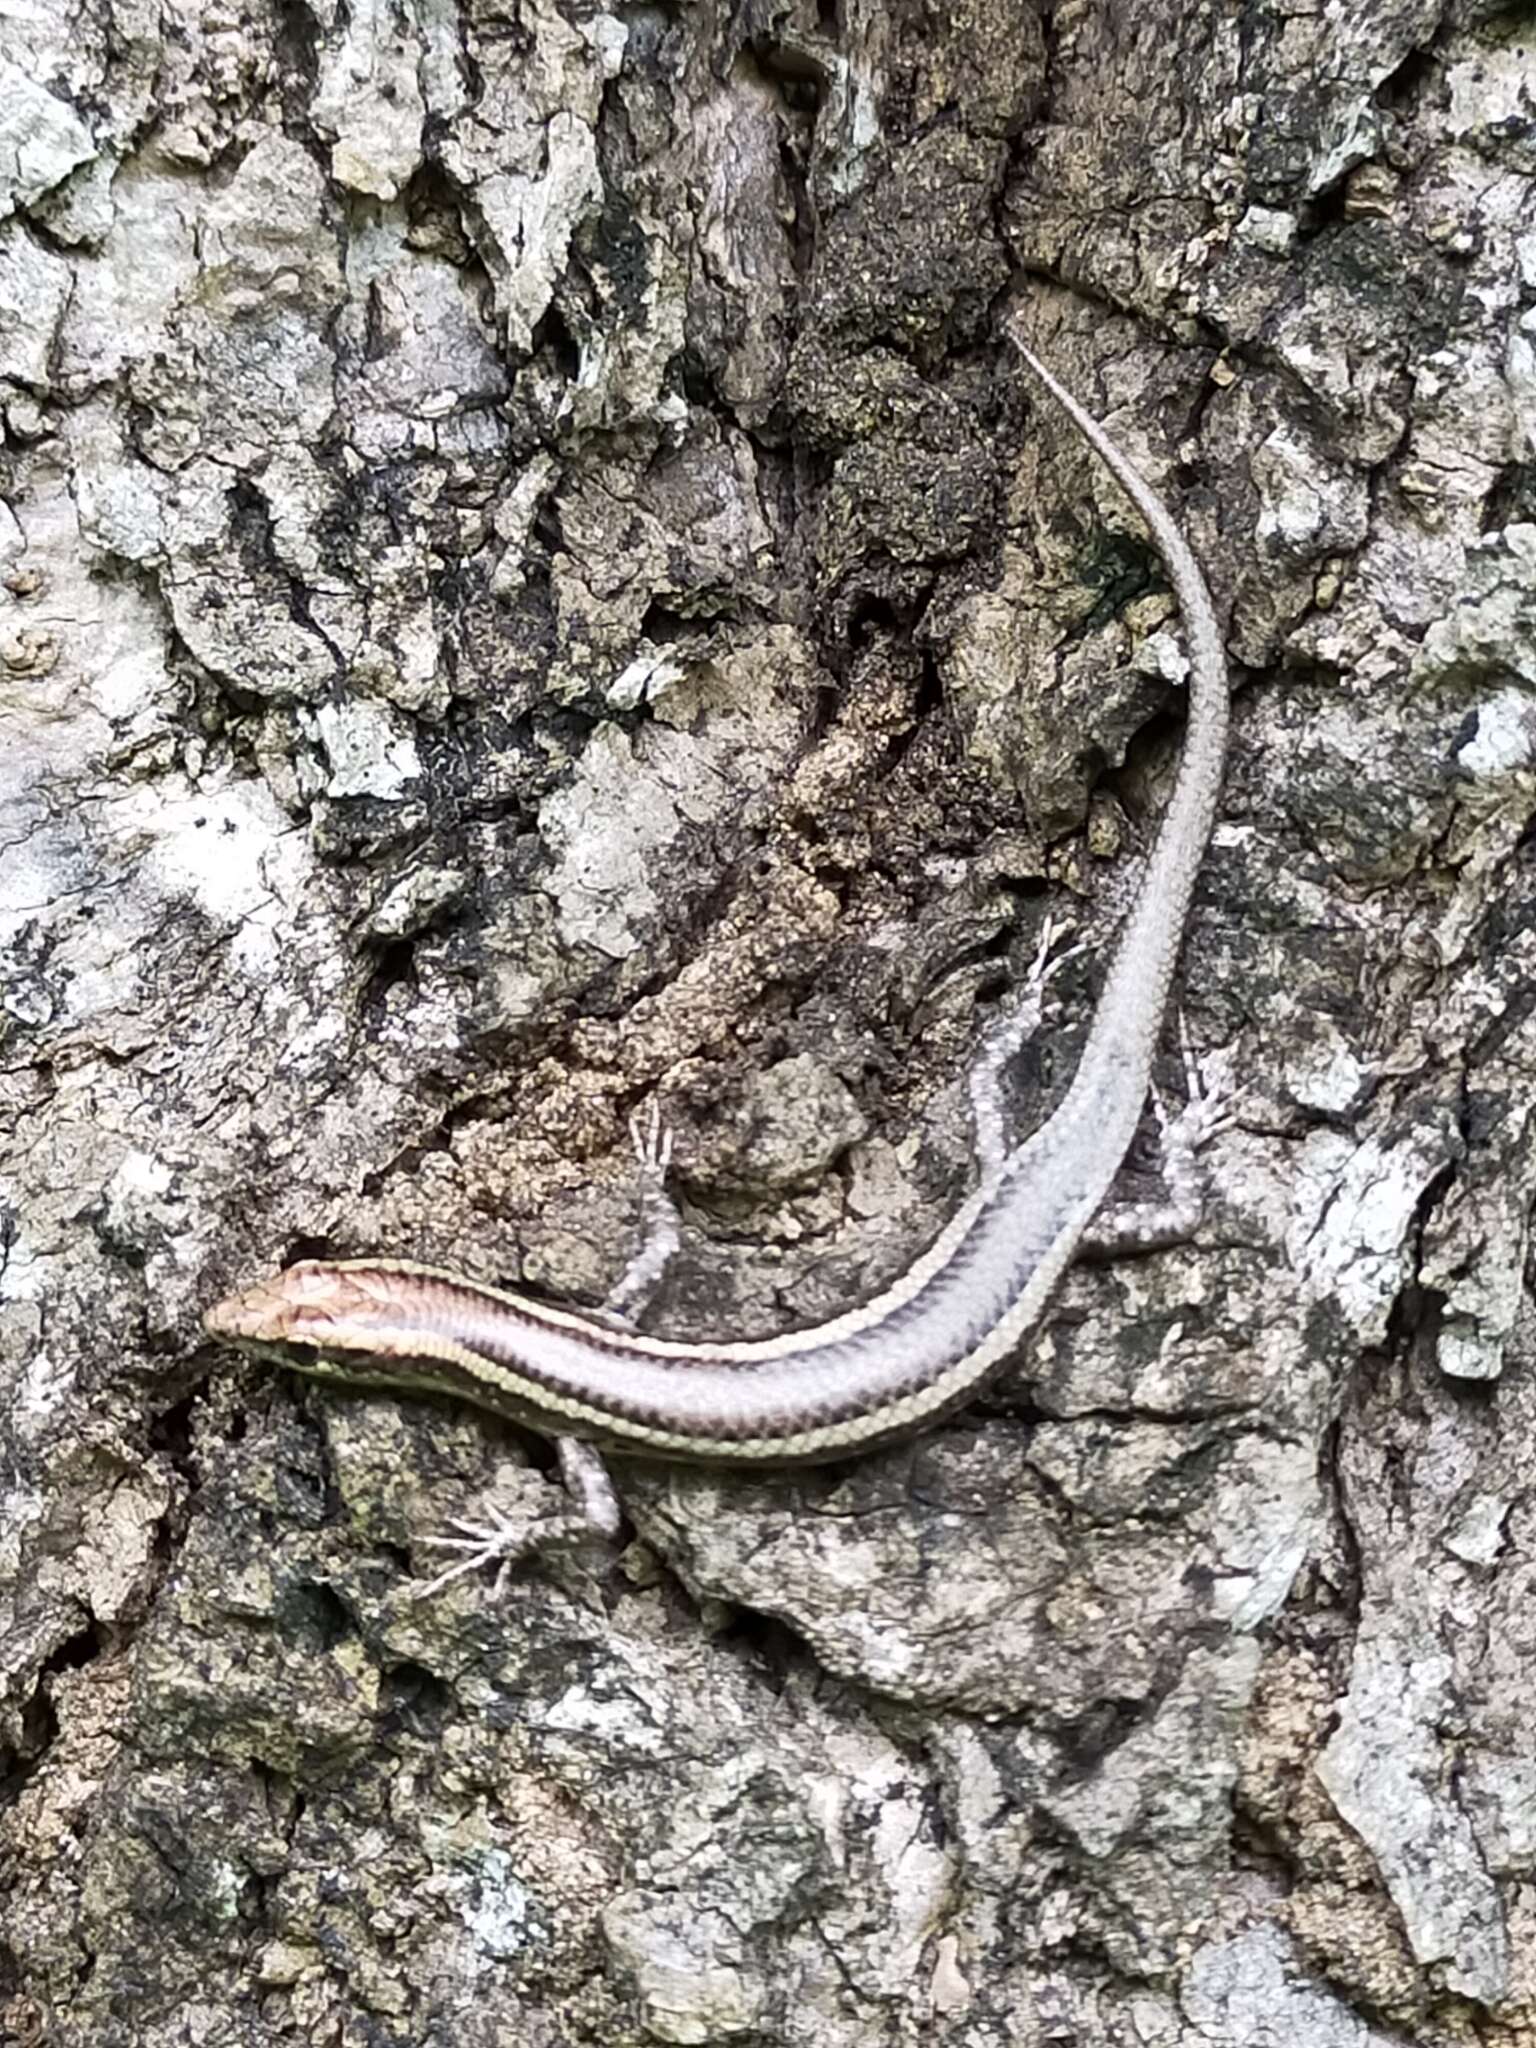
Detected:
[{"left": 2, "top": 0, "right": 1533, "bottom": 2042}]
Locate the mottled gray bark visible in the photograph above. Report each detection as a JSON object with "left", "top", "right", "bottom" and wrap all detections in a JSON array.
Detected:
[{"left": 2, "top": 0, "right": 1533, "bottom": 2042}]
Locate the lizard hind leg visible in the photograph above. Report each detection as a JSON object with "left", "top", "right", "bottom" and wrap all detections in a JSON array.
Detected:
[
  {"left": 969, "top": 916, "right": 1085, "bottom": 1180},
  {"left": 1085, "top": 1011, "right": 1232, "bottom": 1255}
]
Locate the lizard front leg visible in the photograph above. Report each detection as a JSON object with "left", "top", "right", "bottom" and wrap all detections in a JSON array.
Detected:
[{"left": 418, "top": 1105, "right": 679, "bottom": 1595}]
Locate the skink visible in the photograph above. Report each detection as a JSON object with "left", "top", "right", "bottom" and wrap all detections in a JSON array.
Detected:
[{"left": 206, "top": 337, "right": 1229, "bottom": 1493}]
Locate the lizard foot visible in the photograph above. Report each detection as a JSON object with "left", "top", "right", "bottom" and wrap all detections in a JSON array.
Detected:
[
  {"left": 1087, "top": 1017, "right": 1233, "bottom": 1255},
  {"left": 414, "top": 1439, "right": 623, "bottom": 1600}
]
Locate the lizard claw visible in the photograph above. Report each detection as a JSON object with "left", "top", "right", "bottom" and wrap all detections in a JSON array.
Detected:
[
  {"left": 417, "top": 1500, "right": 540, "bottom": 1600},
  {"left": 1171, "top": 1010, "right": 1236, "bottom": 1151},
  {"left": 1027, "top": 912, "right": 1087, "bottom": 993},
  {"left": 628, "top": 1100, "right": 674, "bottom": 1179}
]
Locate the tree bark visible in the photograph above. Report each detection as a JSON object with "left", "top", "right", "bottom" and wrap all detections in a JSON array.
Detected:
[{"left": 2, "top": 0, "right": 1533, "bottom": 2042}]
